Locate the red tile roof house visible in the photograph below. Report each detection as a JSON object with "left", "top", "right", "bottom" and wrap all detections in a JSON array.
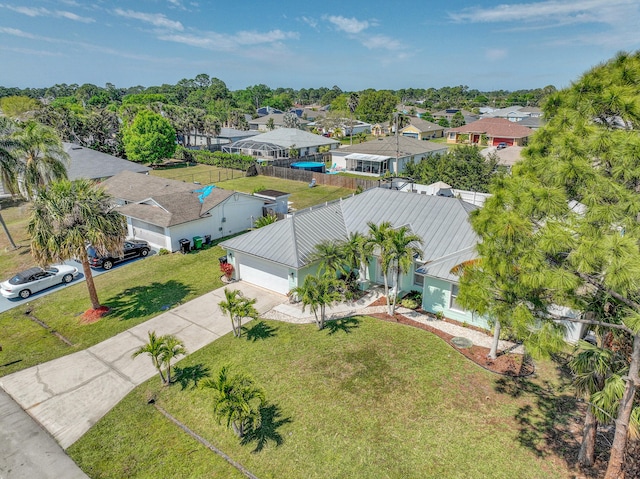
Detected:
[{"left": 446, "top": 117, "right": 534, "bottom": 147}]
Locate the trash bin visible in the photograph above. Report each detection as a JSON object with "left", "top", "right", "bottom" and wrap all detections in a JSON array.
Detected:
[
  {"left": 218, "top": 255, "right": 228, "bottom": 264},
  {"left": 192, "top": 236, "right": 203, "bottom": 250},
  {"left": 204, "top": 234, "right": 212, "bottom": 245},
  {"left": 179, "top": 238, "right": 190, "bottom": 254}
]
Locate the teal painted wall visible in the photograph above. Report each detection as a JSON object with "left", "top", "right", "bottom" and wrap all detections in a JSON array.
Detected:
[{"left": 422, "top": 276, "right": 490, "bottom": 330}]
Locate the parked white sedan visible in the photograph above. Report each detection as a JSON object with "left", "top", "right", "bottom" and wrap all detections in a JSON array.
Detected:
[{"left": 0, "top": 265, "right": 79, "bottom": 299}]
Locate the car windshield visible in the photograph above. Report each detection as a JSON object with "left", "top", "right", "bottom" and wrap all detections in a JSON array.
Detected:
[{"left": 47, "top": 267, "right": 60, "bottom": 274}]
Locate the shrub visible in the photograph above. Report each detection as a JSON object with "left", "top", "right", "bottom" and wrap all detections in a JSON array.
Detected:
[
  {"left": 219, "top": 262, "right": 234, "bottom": 277},
  {"left": 187, "top": 150, "right": 256, "bottom": 171},
  {"left": 157, "top": 248, "right": 170, "bottom": 256}
]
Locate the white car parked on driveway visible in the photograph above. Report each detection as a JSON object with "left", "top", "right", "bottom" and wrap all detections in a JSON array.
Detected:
[{"left": 0, "top": 265, "right": 79, "bottom": 299}]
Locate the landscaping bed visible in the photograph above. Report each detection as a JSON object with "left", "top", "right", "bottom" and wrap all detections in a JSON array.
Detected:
[{"left": 368, "top": 296, "right": 530, "bottom": 376}]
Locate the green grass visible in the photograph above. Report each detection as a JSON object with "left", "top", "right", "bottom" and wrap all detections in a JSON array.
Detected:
[
  {"left": 151, "top": 165, "right": 355, "bottom": 211},
  {"left": 150, "top": 163, "right": 244, "bottom": 185},
  {"left": 209, "top": 175, "right": 354, "bottom": 211},
  {"left": 0, "top": 245, "right": 226, "bottom": 376},
  {"left": 68, "top": 317, "right": 574, "bottom": 479}
]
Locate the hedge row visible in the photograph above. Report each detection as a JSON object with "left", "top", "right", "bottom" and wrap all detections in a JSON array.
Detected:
[{"left": 178, "top": 148, "right": 256, "bottom": 171}]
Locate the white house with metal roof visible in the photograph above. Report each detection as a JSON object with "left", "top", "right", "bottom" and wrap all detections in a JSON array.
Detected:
[
  {"left": 221, "top": 187, "right": 489, "bottom": 329},
  {"left": 331, "top": 136, "right": 448, "bottom": 175}
]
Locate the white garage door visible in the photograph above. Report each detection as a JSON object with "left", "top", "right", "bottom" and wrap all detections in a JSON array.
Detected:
[{"left": 237, "top": 255, "right": 290, "bottom": 295}]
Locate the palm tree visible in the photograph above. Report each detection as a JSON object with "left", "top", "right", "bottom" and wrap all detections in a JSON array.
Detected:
[
  {"left": 290, "top": 274, "right": 341, "bottom": 330},
  {"left": 218, "top": 288, "right": 259, "bottom": 338},
  {"left": 160, "top": 335, "right": 187, "bottom": 385},
  {"left": 203, "top": 115, "right": 221, "bottom": 148},
  {"left": 308, "top": 240, "right": 347, "bottom": 277},
  {"left": 132, "top": 331, "right": 168, "bottom": 384},
  {"left": 28, "top": 179, "right": 127, "bottom": 311},
  {"left": 366, "top": 221, "right": 395, "bottom": 313},
  {"left": 570, "top": 338, "right": 640, "bottom": 467},
  {"left": 12, "top": 120, "right": 69, "bottom": 200},
  {"left": 341, "top": 232, "right": 373, "bottom": 284},
  {"left": 388, "top": 226, "right": 422, "bottom": 315},
  {"left": 202, "top": 365, "right": 265, "bottom": 438},
  {"left": 0, "top": 117, "right": 20, "bottom": 248}
]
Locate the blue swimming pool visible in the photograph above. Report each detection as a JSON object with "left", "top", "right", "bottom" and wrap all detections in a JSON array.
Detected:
[{"left": 291, "top": 161, "right": 325, "bottom": 173}]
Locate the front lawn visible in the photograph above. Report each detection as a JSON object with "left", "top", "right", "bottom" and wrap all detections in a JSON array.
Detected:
[
  {"left": 0, "top": 245, "right": 226, "bottom": 377},
  {"left": 68, "top": 317, "right": 575, "bottom": 479}
]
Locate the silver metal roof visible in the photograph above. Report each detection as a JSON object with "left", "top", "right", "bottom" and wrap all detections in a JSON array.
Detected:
[{"left": 222, "top": 188, "right": 479, "bottom": 278}]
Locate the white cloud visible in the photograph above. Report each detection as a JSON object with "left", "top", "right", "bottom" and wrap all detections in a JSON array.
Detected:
[
  {"left": 0, "top": 45, "right": 63, "bottom": 56},
  {"left": 324, "top": 15, "right": 369, "bottom": 34},
  {"left": 0, "top": 4, "right": 94, "bottom": 22},
  {"left": 365, "top": 34, "right": 404, "bottom": 51},
  {"left": 485, "top": 48, "right": 508, "bottom": 61},
  {"left": 113, "top": 8, "right": 184, "bottom": 31},
  {"left": 449, "top": 0, "right": 630, "bottom": 23},
  {"left": 159, "top": 28, "right": 298, "bottom": 51},
  {"left": 300, "top": 16, "right": 318, "bottom": 29},
  {"left": 0, "top": 26, "right": 39, "bottom": 39},
  {"left": 448, "top": 0, "right": 639, "bottom": 48}
]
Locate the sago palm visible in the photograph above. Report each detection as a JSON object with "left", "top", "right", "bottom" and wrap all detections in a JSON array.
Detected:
[{"left": 202, "top": 366, "right": 265, "bottom": 438}]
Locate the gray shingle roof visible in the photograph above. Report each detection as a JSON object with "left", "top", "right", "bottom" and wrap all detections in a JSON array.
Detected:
[
  {"left": 337, "top": 135, "right": 448, "bottom": 156},
  {"left": 222, "top": 188, "right": 479, "bottom": 276},
  {"left": 116, "top": 188, "right": 235, "bottom": 227},
  {"left": 102, "top": 170, "right": 241, "bottom": 227},
  {"left": 402, "top": 118, "right": 445, "bottom": 133},
  {"left": 64, "top": 143, "right": 151, "bottom": 180},
  {"left": 101, "top": 170, "right": 194, "bottom": 202}
]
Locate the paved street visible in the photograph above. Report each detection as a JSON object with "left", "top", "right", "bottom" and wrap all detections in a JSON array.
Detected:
[{"left": 0, "top": 388, "right": 88, "bottom": 479}]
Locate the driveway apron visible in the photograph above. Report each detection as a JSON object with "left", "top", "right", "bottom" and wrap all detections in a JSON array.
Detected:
[{"left": 0, "top": 282, "right": 285, "bottom": 450}]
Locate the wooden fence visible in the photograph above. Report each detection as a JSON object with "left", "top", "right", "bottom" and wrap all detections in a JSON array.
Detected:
[
  {"left": 257, "top": 165, "right": 380, "bottom": 191},
  {"left": 163, "top": 167, "right": 243, "bottom": 185}
]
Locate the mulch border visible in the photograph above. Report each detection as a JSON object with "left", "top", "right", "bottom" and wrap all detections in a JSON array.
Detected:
[{"left": 370, "top": 311, "right": 534, "bottom": 377}]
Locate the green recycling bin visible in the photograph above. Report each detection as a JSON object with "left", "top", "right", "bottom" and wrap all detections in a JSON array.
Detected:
[{"left": 192, "top": 236, "right": 203, "bottom": 250}]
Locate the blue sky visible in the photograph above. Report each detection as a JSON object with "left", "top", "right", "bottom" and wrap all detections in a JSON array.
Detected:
[{"left": 1, "top": 0, "right": 639, "bottom": 92}]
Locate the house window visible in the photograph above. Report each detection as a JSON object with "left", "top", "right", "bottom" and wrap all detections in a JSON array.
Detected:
[
  {"left": 450, "top": 283, "right": 464, "bottom": 311},
  {"left": 413, "top": 272, "right": 424, "bottom": 287}
]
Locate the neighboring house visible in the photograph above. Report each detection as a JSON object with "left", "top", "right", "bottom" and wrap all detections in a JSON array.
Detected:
[
  {"left": 446, "top": 118, "right": 534, "bottom": 147},
  {"left": 248, "top": 113, "right": 311, "bottom": 132},
  {"left": 331, "top": 135, "right": 448, "bottom": 175},
  {"left": 64, "top": 142, "right": 151, "bottom": 180},
  {"left": 481, "top": 105, "right": 544, "bottom": 122},
  {"left": 101, "top": 170, "right": 267, "bottom": 251},
  {"left": 309, "top": 118, "right": 372, "bottom": 137},
  {"left": 400, "top": 118, "right": 445, "bottom": 140},
  {"left": 290, "top": 107, "right": 326, "bottom": 121},
  {"left": 253, "top": 189, "right": 291, "bottom": 215},
  {"left": 396, "top": 104, "right": 428, "bottom": 117},
  {"left": 223, "top": 128, "right": 340, "bottom": 160},
  {"left": 221, "top": 187, "right": 489, "bottom": 329},
  {"left": 256, "top": 106, "right": 283, "bottom": 117},
  {"left": 432, "top": 108, "right": 479, "bottom": 125},
  {"left": 383, "top": 180, "right": 491, "bottom": 207}
]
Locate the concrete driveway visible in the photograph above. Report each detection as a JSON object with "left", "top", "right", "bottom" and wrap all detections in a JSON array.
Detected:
[{"left": 0, "top": 282, "right": 285, "bottom": 449}]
